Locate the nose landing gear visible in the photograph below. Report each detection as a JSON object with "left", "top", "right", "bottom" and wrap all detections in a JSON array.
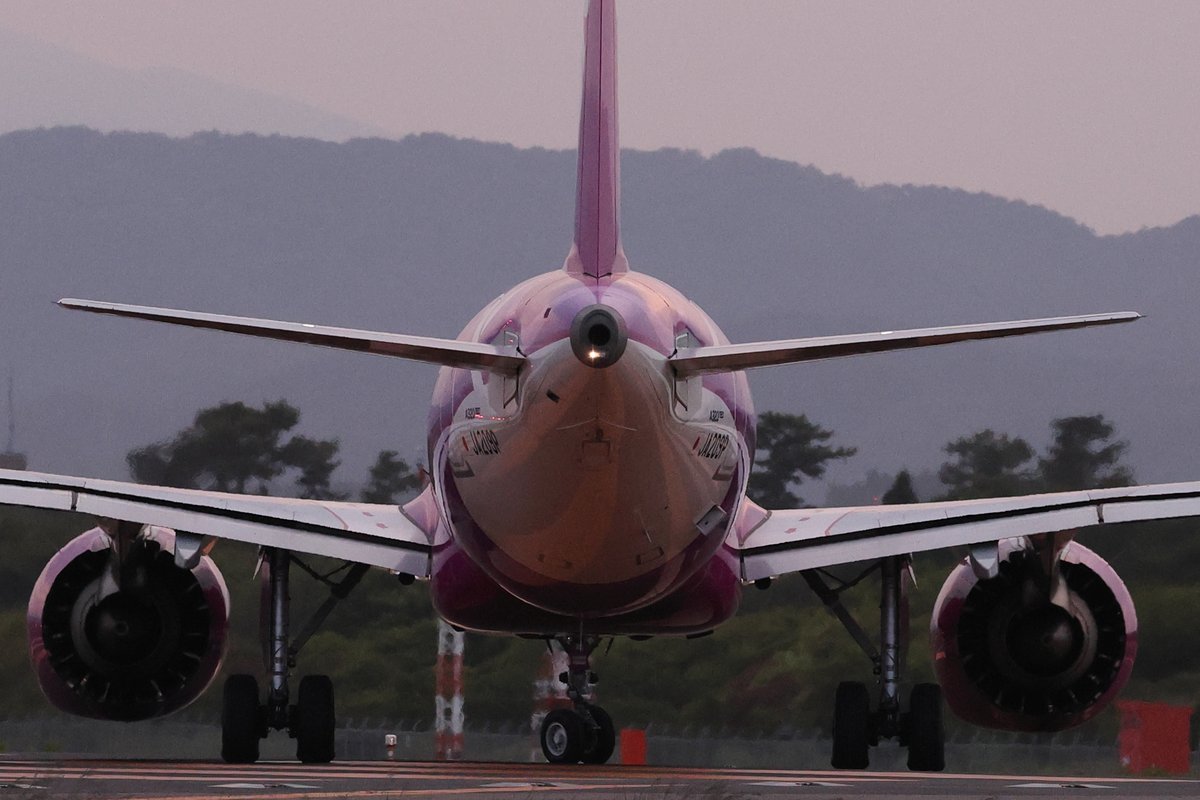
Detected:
[{"left": 537, "top": 636, "right": 617, "bottom": 764}]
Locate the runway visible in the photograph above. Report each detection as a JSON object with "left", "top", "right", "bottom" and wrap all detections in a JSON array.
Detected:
[{"left": 0, "top": 759, "right": 1196, "bottom": 800}]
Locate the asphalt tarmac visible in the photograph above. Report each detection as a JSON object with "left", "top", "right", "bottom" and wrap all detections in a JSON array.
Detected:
[{"left": 0, "top": 758, "right": 1196, "bottom": 799}]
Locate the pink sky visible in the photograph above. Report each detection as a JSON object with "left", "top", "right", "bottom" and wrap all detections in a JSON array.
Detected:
[{"left": 2, "top": 0, "right": 1197, "bottom": 234}]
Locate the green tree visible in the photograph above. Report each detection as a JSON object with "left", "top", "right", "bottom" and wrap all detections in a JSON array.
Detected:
[
  {"left": 748, "top": 412, "right": 856, "bottom": 508},
  {"left": 280, "top": 436, "right": 346, "bottom": 500},
  {"left": 127, "top": 400, "right": 341, "bottom": 498},
  {"left": 361, "top": 450, "right": 423, "bottom": 504},
  {"left": 882, "top": 469, "right": 919, "bottom": 504},
  {"left": 1038, "top": 414, "right": 1133, "bottom": 491},
  {"left": 938, "top": 429, "right": 1036, "bottom": 500}
]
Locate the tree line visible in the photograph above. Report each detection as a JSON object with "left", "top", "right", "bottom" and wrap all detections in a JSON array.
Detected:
[
  {"left": 126, "top": 400, "right": 422, "bottom": 503},
  {"left": 748, "top": 409, "right": 1131, "bottom": 508},
  {"left": 127, "top": 400, "right": 1133, "bottom": 509}
]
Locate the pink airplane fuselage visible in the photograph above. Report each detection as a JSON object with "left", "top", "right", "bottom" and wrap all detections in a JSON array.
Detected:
[{"left": 426, "top": 269, "right": 754, "bottom": 637}]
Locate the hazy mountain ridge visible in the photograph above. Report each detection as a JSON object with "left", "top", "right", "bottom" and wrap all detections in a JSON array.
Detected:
[
  {"left": 1, "top": 127, "right": 1197, "bottom": 498},
  {"left": 0, "top": 27, "right": 383, "bottom": 142}
]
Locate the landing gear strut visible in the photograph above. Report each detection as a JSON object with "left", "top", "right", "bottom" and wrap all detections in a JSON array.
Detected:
[
  {"left": 538, "top": 635, "right": 616, "bottom": 764},
  {"left": 221, "top": 548, "right": 366, "bottom": 764},
  {"left": 806, "top": 555, "right": 945, "bottom": 772}
]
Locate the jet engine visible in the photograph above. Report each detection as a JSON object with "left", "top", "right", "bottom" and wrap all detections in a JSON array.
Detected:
[
  {"left": 27, "top": 525, "right": 230, "bottom": 721},
  {"left": 931, "top": 539, "right": 1136, "bottom": 732}
]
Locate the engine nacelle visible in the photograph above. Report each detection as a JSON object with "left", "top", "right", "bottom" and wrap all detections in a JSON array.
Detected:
[
  {"left": 27, "top": 525, "right": 230, "bottom": 721},
  {"left": 931, "top": 539, "right": 1136, "bottom": 732}
]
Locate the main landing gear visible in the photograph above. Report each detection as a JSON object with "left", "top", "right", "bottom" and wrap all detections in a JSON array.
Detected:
[
  {"left": 804, "top": 556, "right": 945, "bottom": 772},
  {"left": 221, "top": 548, "right": 368, "bottom": 764},
  {"left": 538, "top": 636, "right": 617, "bottom": 764}
]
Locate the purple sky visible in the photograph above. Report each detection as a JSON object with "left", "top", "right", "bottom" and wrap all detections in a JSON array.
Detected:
[{"left": 2, "top": 0, "right": 1198, "bottom": 234}]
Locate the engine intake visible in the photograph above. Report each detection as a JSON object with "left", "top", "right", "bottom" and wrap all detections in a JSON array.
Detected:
[
  {"left": 28, "top": 526, "right": 230, "bottom": 721},
  {"left": 931, "top": 540, "right": 1136, "bottom": 732}
]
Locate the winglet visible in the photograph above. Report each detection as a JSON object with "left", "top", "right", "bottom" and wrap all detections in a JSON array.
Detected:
[{"left": 563, "top": 0, "right": 629, "bottom": 280}]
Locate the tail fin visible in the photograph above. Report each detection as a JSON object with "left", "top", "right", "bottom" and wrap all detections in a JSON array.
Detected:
[{"left": 564, "top": 0, "right": 629, "bottom": 280}]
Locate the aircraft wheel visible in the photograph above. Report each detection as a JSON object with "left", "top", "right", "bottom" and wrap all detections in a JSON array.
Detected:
[
  {"left": 581, "top": 705, "right": 616, "bottom": 764},
  {"left": 906, "top": 683, "right": 945, "bottom": 772},
  {"left": 294, "top": 674, "right": 336, "bottom": 764},
  {"left": 831, "top": 681, "right": 870, "bottom": 770},
  {"left": 541, "top": 708, "right": 586, "bottom": 764},
  {"left": 221, "top": 674, "right": 262, "bottom": 764}
]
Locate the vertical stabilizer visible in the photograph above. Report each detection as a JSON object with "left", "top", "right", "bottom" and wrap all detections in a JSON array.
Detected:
[{"left": 564, "top": 0, "right": 629, "bottom": 280}]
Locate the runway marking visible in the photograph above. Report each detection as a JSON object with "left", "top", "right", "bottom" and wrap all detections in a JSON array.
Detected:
[
  {"left": 859, "top": 770, "right": 1195, "bottom": 785},
  {"left": 211, "top": 784, "right": 321, "bottom": 790},
  {"left": 2, "top": 758, "right": 1198, "bottom": 795},
  {"left": 481, "top": 782, "right": 590, "bottom": 788},
  {"left": 750, "top": 780, "right": 851, "bottom": 787},
  {"left": 0, "top": 764, "right": 913, "bottom": 786},
  {"left": 130, "top": 784, "right": 655, "bottom": 800},
  {"left": 1010, "top": 783, "right": 1114, "bottom": 790},
  {"left": 1, "top": 761, "right": 886, "bottom": 780},
  {"left": 0, "top": 758, "right": 1187, "bottom": 785}
]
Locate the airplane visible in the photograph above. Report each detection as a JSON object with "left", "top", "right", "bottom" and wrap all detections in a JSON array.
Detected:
[{"left": 2, "top": 0, "right": 1199, "bottom": 772}]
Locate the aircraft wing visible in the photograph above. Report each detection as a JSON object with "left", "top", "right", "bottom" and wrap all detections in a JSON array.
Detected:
[
  {"left": 733, "top": 481, "right": 1200, "bottom": 581},
  {"left": 0, "top": 468, "right": 435, "bottom": 577}
]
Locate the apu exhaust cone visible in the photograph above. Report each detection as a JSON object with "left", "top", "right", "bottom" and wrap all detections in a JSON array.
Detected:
[{"left": 570, "top": 305, "right": 628, "bottom": 368}]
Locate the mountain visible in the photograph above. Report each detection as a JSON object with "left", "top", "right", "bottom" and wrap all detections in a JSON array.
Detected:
[
  {"left": 1, "top": 127, "right": 1197, "bottom": 498},
  {"left": 0, "top": 27, "right": 382, "bottom": 141}
]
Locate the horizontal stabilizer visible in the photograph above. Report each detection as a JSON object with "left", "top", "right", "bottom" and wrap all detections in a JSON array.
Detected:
[
  {"left": 58, "top": 299, "right": 524, "bottom": 375},
  {"left": 671, "top": 312, "right": 1140, "bottom": 376}
]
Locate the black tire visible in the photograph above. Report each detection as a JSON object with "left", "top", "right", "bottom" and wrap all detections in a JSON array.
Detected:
[
  {"left": 581, "top": 705, "right": 616, "bottom": 764},
  {"left": 540, "top": 708, "right": 586, "bottom": 764},
  {"left": 221, "top": 674, "right": 261, "bottom": 764},
  {"left": 906, "top": 683, "right": 945, "bottom": 772},
  {"left": 294, "top": 674, "right": 336, "bottom": 764},
  {"left": 831, "top": 681, "right": 870, "bottom": 770}
]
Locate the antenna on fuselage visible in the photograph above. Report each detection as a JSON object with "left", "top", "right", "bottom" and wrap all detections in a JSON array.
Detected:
[
  {"left": 5, "top": 374, "right": 13, "bottom": 453},
  {"left": 1, "top": 372, "right": 26, "bottom": 470}
]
